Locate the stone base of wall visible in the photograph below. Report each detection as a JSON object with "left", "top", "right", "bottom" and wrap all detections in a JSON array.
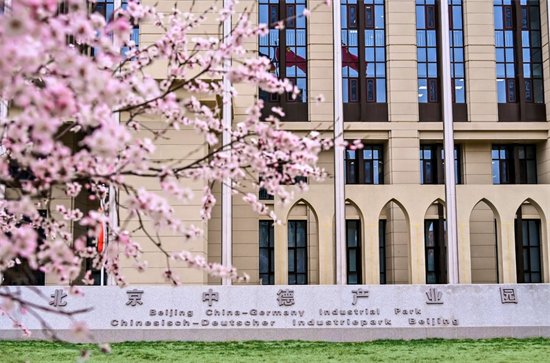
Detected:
[{"left": 1, "top": 285, "right": 548, "bottom": 342}]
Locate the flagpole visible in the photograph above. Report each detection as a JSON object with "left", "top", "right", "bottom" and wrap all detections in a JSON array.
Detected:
[
  {"left": 221, "top": 0, "right": 233, "bottom": 286},
  {"left": 440, "top": 0, "right": 459, "bottom": 284},
  {"left": 333, "top": 0, "right": 346, "bottom": 285},
  {"left": 106, "top": 0, "right": 123, "bottom": 287}
]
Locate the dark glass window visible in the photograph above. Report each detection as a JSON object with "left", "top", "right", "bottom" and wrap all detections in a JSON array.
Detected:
[
  {"left": 425, "top": 204, "right": 446, "bottom": 284},
  {"left": 93, "top": 0, "right": 116, "bottom": 22},
  {"left": 494, "top": 1, "right": 517, "bottom": 103},
  {"left": 495, "top": 1, "right": 544, "bottom": 105},
  {"left": 259, "top": 0, "right": 308, "bottom": 121},
  {"left": 341, "top": 0, "right": 386, "bottom": 104},
  {"left": 259, "top": 188, "right": 274, "bottom": 200},
  {"left": 345, "top": 144, "right": 384, "bottom": 184},
  {"left": 449, "top": 0, "right": 465, "bottom": 103},
  {"left": 492, "top": 144, "right": 537, "bottom": 184},
  {"left": 417, "top": 1, "right": 439, "bottom": 104},
  {"left": 420, "top": 144, "right": 461, "bottom": 185},
  {"left": 346, "top": 220, "right": 362, "bottom": 284},
  {"left": 259, "top": 170, "right": 307, "bottom": 200},
  {"left": 515, "top": 212, "right": 542, "bottom": 283},
  {"left": 122, "top": 0, "right": 140, "bottom": 55},
  {"left": 92, "top": 1, "right": 139, "bottom": 56},
  {"left": 379, "top": 220, "right": 386, "bottom": 284},
  {"left": 1, "top": 211, "right": 47, "bottom": 286},
  {"left": 288, "top": 220, "right": 307, "bottom": 285},
  {"left": 520, "top": 0, "right": 543, "bottom": 104},
  {"left": 259, "top": 220, "right": 275, "bottom": 285}
]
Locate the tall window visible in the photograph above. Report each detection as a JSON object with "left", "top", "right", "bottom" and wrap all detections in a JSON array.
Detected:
[
  {"left": 341, "top": 0, "right": 387, "bottom": 121},
  {"left": 494, "top": 1, "right": 545, "bottom": 121},
  {"left": 346, "top": 220, "right": 362, "bottom": 284},
  {"left": 417, "top": 0, "right": 441, "bottom": 121},
  {"left": 288, "top": 220, "right": 307, "bottom": 284},
  {"left": 495, "top": 1, "right": 518, "bottom": 104},
  {"left": 92, "top": 1, "right": 139, "bottom": 56},
  {"left": 259, "top": 0, "right": 308, "bottom": 121},
  {"left": 492, "top": 144, "right": 537, "bottom": 184},
  {"left": 379, "top": 220, "right": 386, "bottom": 284},
  {"left": 93, "top": 0, "right": 116, "bottom": 22},
  {"left": 1, "top": 212, "right": 47, "bottom": 286},
  {"left": 259, "top": 221, "right": 275, "bottom": 285},
  {"left": 122, "top": 0, "right": 140, "bottom": 53},
  {"left": 425, "top": 204, "right": 446, "bottom": 284},
  {"left": 420, "top": 144, "right": 461, "bottom": 184},
  {"left": 515, "top": 211, "right": 542, "bottom": 283},
  {"left": 520, "top": 0, "right": 543, "bottom": 104},
  {"left": 449, "top": 0, "right": 467, "bottom": 121},
  {"left": 345, "top": 144, "right": 384, "bottom": 184}
]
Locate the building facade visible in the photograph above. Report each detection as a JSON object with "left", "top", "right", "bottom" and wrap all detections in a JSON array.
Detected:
[{"left": 2, "top": 0, "right": 550, "bottom": 288}]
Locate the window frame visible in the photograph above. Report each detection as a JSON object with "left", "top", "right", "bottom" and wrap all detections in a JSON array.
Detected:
[
  {"left": 259, "top": 0, "right": 308, "bottom": 122},
  {"left": 449, "top": 0, "right": 467, "bottom": 109},
  {"left": 288, "top": 220, "right": 308, "bottom": 285},
  {"left": 259, "top": 220, "right": 275, "bottom": 285},
  {"left": 514, "top": 209, "right": 542, "bottom": 283},
  {"left": 492, "top": 144, "right": 537, "bottom": 185},
  {"left": 341, "top": 0, "right": 388, "bottom": 122},
  {"left": 345, "top": 143, "right": 384, "bottom": 185},
  {"left": 494, "top": 0, "right": 546, "bottom": 121},
  {"left": 425, "top": 203, "right": 447, "bottom": 284},
  {"left": 379, "top": 219, "right": 387, "bottom": 284},
  {"left": 420, "top": 144, "right": 462, "bottom": 185},
  {"left": 416, "top": 0, "right": 442, "bottom": 122},
  {"left": 1, "top": 211, "right": 47, "bottom": 286},
  {"left": 346, "top": 220, "right": 362, "bottom": 284}
]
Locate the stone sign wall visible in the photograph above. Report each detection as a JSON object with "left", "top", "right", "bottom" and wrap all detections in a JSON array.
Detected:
[{"left": 1, "top": 285, "right": 549, "bottom": 342}]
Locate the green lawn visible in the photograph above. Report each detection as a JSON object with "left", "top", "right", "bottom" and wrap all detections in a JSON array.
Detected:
[{"left": 0, "top": 339, "right": 548, "bottom": 363}]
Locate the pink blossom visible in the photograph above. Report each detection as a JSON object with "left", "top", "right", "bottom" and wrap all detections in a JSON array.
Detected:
[{"left": 0, "top": 0, "right": 331, "bottom": 334}]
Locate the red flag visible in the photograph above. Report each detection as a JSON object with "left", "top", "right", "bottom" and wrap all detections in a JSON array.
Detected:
[
  {"left": 98, "top": 220, "right": 105, "bottom": 253},
  {"left": 342, "top": 45, "right": 367, "bottom": 72},
  {"left": 276, "top": 47, "right": 307, "bottom": 73}
]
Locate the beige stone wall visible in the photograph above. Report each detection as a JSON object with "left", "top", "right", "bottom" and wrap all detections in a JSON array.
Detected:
[
  {"left": 470, "top": 201, "right": 498, "bottom": 284},
  {"left": 463, "top": 0, "right": 498, "bottom": 122},
  {"left": 386, "top": 0, "right": 419, "bottom": 122},
  {"left": 383, "top": 202, "right": 409, "bottom": 285}
]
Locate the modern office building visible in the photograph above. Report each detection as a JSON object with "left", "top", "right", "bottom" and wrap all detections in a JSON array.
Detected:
[{"left": 1, "top": 0, "right": 549, "bottom": 289}]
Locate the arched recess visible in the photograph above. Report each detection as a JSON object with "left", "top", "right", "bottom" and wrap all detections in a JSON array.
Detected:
[
  {"left": 378, "top": 199, "right": 410, "bottom": 284},
  {"left": 286, "top": 199, "right": 320, "bottom": 285},
  {"left": 424, "top": 199, "right": 446, "bottom": 284},
  {"left": 514, "top": 199, "right": 546, "bottom": 283},
  {"left": 469, "top": 199, "right": 500, "bottom": 284},
  {"left": 345, "top": 199, "right": 364, "bottom": 284}
]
